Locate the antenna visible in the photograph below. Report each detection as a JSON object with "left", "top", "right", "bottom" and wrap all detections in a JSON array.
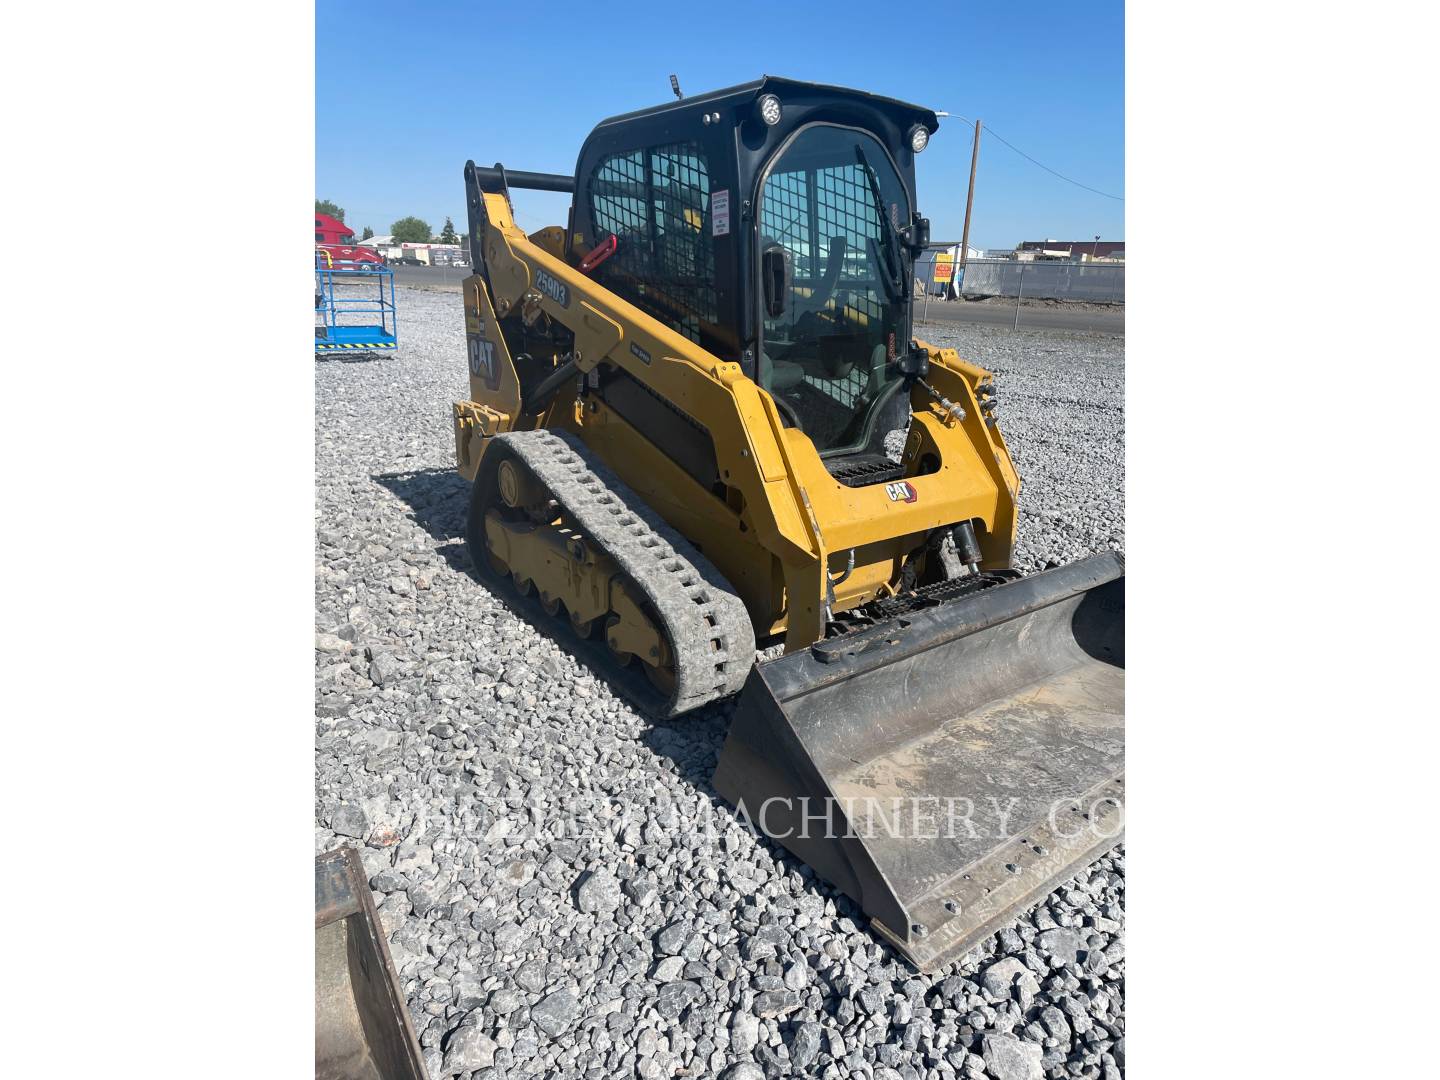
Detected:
[{"left": 669, "top": 74, "right": 683, "bottom": 100}]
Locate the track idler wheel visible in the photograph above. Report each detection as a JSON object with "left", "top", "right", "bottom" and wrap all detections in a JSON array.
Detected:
[{"left": 496, "top": 458, "right": 533, "bottom": 509}]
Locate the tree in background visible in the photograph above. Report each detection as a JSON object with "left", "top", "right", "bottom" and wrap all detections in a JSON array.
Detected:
[
  {"left": 439, "top": 217, "right": 458, "bottom": 245},
  {"left": 391, "top": 216, "right": 431, "bottom": 244},
  {"left": 316, "top": 198, "right": 345, "bottom": 222},
  {"left": 361, "top": 225, "right": 374, "bottom": 240}
]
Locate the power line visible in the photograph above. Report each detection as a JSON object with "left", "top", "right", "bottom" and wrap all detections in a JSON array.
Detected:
[{"left": 979, "top": 123, "right": 1123, "bottom": 201}]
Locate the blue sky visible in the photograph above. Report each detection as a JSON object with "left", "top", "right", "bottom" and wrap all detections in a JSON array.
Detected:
[{"left": 317, "top": 1, "right": 1123, "bottom": 250}]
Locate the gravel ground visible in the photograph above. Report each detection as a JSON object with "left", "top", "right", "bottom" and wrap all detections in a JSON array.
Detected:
[
  {"left": 947, "top": 297, "right": 1123, "bottom": 314},
  {"left": 315, "top": 286, "right": 1125, "bottom": 1080}
]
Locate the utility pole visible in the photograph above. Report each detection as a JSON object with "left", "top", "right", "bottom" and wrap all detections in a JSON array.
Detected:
[{"left": 958, "top": 118, "right": 982, "bottom": 297}]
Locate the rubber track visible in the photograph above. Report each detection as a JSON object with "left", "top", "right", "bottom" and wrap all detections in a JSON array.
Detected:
[{"left": 492, "top": 429, "right": 755, "bottom": 716}]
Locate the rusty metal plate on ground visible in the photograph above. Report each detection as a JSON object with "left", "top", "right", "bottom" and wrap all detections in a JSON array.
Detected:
[{"left": 315, "top": 848, "right": 428, "bottom": 1079}]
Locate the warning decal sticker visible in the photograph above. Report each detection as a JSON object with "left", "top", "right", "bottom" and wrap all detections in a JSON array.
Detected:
[{"left": 712, "top": 190, "right": 730, "bottom": 236}]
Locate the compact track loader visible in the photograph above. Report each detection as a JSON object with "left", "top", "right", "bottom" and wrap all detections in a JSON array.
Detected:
[{"left": 452, "top": 77, "right": 1124, "bottom": 970}]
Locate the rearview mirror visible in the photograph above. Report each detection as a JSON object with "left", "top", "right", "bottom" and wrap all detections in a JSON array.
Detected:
[{"left": 762, "top": 243, "right": 792, "bottom": 318}]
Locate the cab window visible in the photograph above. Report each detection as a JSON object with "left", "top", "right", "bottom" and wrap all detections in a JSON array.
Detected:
[
  {"left": 757, "top": 125, "right": 911, "bottom": 455},
  {"left": 588, "top": 143, "right": 718, "bottom": 344}
]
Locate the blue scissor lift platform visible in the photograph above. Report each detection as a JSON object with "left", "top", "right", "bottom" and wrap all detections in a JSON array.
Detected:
[{"left": 315, "top": 255, "right": 399, "bottom": 354}]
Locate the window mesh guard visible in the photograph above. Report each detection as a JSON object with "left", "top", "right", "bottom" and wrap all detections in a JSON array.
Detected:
[
  {"left": 589, "top": 144, "right": 718, "bottom": 344},
  {"left": 761, "top": 163, "right": 888, "bottom": 410}
]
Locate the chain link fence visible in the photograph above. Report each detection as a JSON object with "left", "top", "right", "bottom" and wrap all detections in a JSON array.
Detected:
[
  {"left": 915, "top": 251, "right": 1124, "bottom": 304},
  {"left": 958, "top": 258, "right": 1124, "bottom": 303}
]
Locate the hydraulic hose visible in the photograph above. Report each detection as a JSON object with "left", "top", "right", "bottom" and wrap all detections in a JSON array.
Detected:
[{"left": 521, "top": 357, "right": 580, "bottom": 415}]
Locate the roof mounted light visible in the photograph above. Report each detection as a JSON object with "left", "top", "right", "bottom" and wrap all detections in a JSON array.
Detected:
[
  {"left": 909, "top": 125, "right": 930, "bottom": 153},
  {"left": 757, "top": 93, "right": 782, "bottom": 127}
]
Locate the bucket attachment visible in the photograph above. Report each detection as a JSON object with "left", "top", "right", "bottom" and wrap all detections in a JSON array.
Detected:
[
  {"left": 713, "top": 553, "right": 1124, "bottom": 971},
  {"left": 316, "top": 848, "right": 427, "bottom": 1080}
]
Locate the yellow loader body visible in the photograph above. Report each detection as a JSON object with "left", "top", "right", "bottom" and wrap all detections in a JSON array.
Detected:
[{"left": 455, "top": 190, "right": 1019, "bottom": 651}]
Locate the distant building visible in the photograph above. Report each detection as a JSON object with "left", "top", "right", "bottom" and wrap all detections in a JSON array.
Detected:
[
  {"left": 362, "top": 235, "right": 402, "bottom": 260},
  {"left": 937, "top": 244, "right": 986, "bottom": 263},
  {"left": 1017, "top": 239, "right": 1125, "bottom": 261},
  {"left": 315, "top": 213, "right": 354, "bottom": 245}
]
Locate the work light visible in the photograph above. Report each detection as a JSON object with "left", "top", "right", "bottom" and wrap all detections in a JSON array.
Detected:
[
  {"left": 909, "top": 125, "right": 929, "bottom": 153},
  {"left": 757, "top": 94, "right": 782, "bottom": 126}
]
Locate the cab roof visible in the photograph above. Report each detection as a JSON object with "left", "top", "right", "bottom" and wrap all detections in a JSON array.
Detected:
[{"left": 590, "top": 75, "right": 939, "bottom": 136}]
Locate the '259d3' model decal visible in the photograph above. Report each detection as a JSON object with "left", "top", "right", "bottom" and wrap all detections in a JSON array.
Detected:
[
  {"left": 468, "top": 334, "right": 499, "bottom": 389},
  {"left": 533, "top": 267, "right": 569, "bottom": 308},
  {"left": 885, "top": 480, "right": 918, "bottom": 503}
]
